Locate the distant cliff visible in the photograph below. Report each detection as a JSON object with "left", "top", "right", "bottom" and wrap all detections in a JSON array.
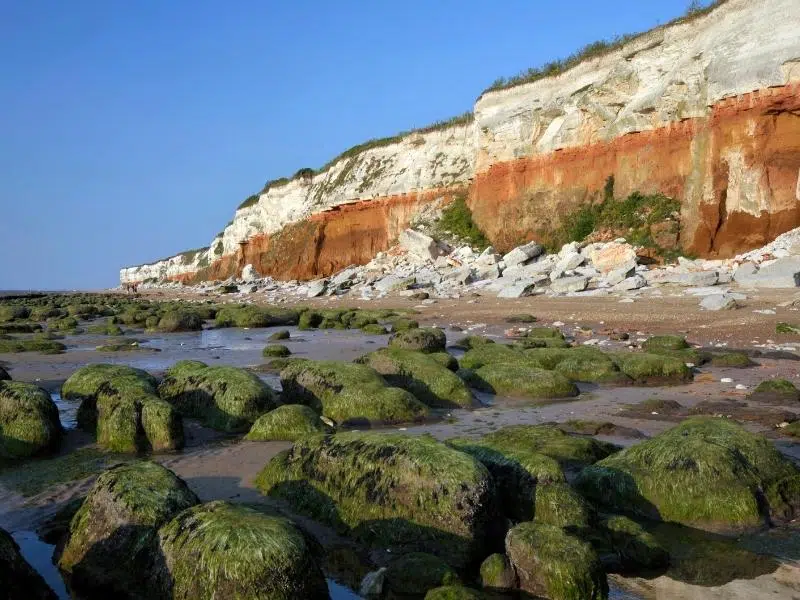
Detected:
[{"left": 121, "top": 0, "right": 800, "bottom": 284}]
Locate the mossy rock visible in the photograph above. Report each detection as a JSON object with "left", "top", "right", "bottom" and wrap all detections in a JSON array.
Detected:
[
  {"left": 642, "top": 335, "right": 689, "bottom": 352},
  {"left": 156, "top": 309, "right": 203, "bottom": 332},
  {"left": 0, "top": 337, "right": 66, "bottom": 354},
  {"left": 0, "top": 527, "right": 57, "bottom": 600},
  {"left": 429, "top": 352, "right": 459, "bottom": 371},
  {"left": 599, "top": 515, "right": 669, "bottom": 571},
  {"left": 0, "top": 321, "right": 43, "bottom": 334},
  {"left": 0, "top": 366, "right": 9, "bottom": 381},
  {"left": 87, "top": 320, "right": 125, "bottom": 335},
  {"left": 533, "top": 482, "right": 594, "bottom": 530},
  {"left": 505, "top": 313, "right": 538, "bottom": 323},
  {"left": 244, "top": 405, "right": 331, "bottom": 441},
  {"left": 0, "top": 305, "right": 31, "bottom": 322},
  {"left": 388, "top": 317, "right": 419, "bottom": 333},
  {"left": 765, "top": 474, "right": 800, "bottom": 523},
  {"left": 59, "top": 462, "right": 199, "bottom": 597},
  {"left": 263, "top": 344, "right": 291, "bottom": 358},
  {"left": 575, "top": 417, "right": 799, "bottom": 533},
  {"left": 67, "top": 303, "right": 99, "bottom": 318},
  {"left": 459, "top": 343, "right": 525, "bottom": 369},
  {"left": 159, "top": 360, "right": 279, "bottom": 432},
  {"left": 279, "top": 360, "right": 429, "bottom": 426},
  {"left": 255, "top": 432, "right": 495, "bottom": 568},
  {"left": 512, "top": 337, "right": 571, "bottom": 349},
  {"left": 506, "top": 522, "right": 608, "bottom": 600},
  {"left": 525, "top": 347, "right": 628, "bottom": 384},
  {"left": 298, "top": 310, "right": 323, "bottom": 330},
  {"left": 479, "top": 552, "right": 516, "bottom": 592},
  {"left": 385, "top": 552, "right": 460, "bottom": 598},
  {"left": 704, "top": 351, "right": 754, "bottom": 368},
  {"left": 215, "top": 305, "right": 299, "bottom": 328},
  {"left": 610, "top": 352, "right": 692, "bottom": 385},
  {"left": 153, "top": 501, "right": 328, "bottom": 600},
  {"left": 62, "top": 364, "right": 182, "bottom": 453},
  {"left": 49, "top": 316, "right": 79, "bottom": 331},
  {"left": 776, "top": 322, "right": 800, "bottom": 335},
  {"left": 268, "top": 329, "right": 290, "bottom": 341},
  {"left": 424, "top": 587, "right": 484, "bottom": 600},
  {"left": 357, "top": 348, "right": 475, "bottom": 409},
  {"left": 389, "top": 327, "right": 447, "bottom": 353},
  {"left": 0, "top": 381, "right": 62, "bottom": 460},
  {"left": 450, "top": 336, "right": 495, "bottom": 351},
  {"left": 361, "top": 323, "right": 388, "bottom": 335},
  {"left": 463, "top": 363, "right": 578, "bottom": 401},
  {"left": 749, "top": 379, "right": 800, "bottom": 404},
  {"left": 622, "top": 398, "right": 685, "bottom": 417}
]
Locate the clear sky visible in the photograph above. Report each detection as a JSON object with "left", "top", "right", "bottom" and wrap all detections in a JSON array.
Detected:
[{"left": 0, "top": 0, "right": 704, "bottom": 290}]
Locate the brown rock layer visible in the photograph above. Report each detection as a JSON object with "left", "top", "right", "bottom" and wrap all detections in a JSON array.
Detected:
[{"left": 469, "top": 83, "right": 800, "bottom": 256}]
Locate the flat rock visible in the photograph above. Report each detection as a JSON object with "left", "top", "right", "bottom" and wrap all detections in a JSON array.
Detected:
[
  {"left": 374, "top": 275, "right": 416, "bottom": 293},
  {"left": 502, "top": 241, "right": 543, "bottom": 267},
  {"left": 585, "top": 242, "right": 638, "bottom": 273},
  {"left": 497, "top": 280, "right": 538, "bottom": 298},
  {"left": 550, "top": 275, "right": 589, "bottom": 294},
  {"left": 612, "top": 274, "right": 647, "bottom": 291},
  {"left": 700, "top": 293, "right": 739, "bottom": 311},
  {"left": 306, "top": 279, "right": 328, "bottom": 298},
  {"left": 399, "top": 229, "right": 440, "bottom": 261},
  {"left": 735, "top": 257, "right": 800, "bottom": 288}
]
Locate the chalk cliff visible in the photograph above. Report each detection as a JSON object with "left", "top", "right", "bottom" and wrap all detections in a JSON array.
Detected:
[{"left": 121, "top": 0, "right": 800, "bottom": 284}]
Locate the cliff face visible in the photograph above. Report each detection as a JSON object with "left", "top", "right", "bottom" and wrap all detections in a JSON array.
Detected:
[{"left": 121, "top": 0, "right": 800, "bottom": 284}]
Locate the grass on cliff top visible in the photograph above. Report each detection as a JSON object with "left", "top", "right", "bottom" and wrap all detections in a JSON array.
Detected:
[{"left": 482, "top": 0, "right": 728, "bottom": 95}]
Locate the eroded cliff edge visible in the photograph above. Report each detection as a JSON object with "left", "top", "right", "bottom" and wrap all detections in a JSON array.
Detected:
[{"left": 121, "top": 0, "right": 800, "bottom": 284}]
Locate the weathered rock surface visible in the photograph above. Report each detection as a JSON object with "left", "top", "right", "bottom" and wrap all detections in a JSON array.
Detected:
[
  {"left": 255, "top": 432, "right": 495, "bottom": 567},
  {"left": 0, "top": 380, "right": 61, "bottom": 460}
]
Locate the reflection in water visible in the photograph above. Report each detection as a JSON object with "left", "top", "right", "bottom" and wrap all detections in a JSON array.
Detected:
[
  {"left": 51, "top": 393, "right": 78, "bottom": 430},
  {"left": 13, "top": 531, "right": 69, "bottom": 600}
]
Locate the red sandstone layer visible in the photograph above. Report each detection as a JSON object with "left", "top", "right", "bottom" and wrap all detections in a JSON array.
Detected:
[{"left": 469, "top": 83, "right": 800, "bottom": 256}]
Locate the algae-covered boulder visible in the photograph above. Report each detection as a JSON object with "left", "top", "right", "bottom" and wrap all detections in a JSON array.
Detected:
[
  {"left": 361, "top": 323, "right": 388, "bottom": 335},
  {"left": 451, "top": 335, "right": 495, "bottom": 351},
  {"left": 609, "top": 352, "right": 692, "bottom": 385},
  {"left": 153, "top": 501, "right": 329, "bottom": 600},
  {"left": 279, "top": 360, "right": 429, "bottom": 425},
  {"left": 245, "top": 405, "right": 331, "bottom": 441},
  {"left": 479, "top": 553, "right": 516, "bottom": 592},
  {"left": 749, "top": 379, "right": 800, "bottom": 404},
  {"left": 357, "top": 348, "right": 475, "bottom": 409},
  {"left": 263, "top": 344, "right": 291, "bottom": 358},
  {"left": 389, "top": 317, "right": 419, "bottom": 333},
  {"left": 525, "top": 347, "right": 628, "bottom": 384},
  {"left": 0, "top": 380, "right": 61, "bottom": 460},
  {"left": 255, "top": 432, "right": 495, "bottom": 567},
  {"left": 384, "top": 552, "right": 460, "bottom": 598},
  {"left": 459, "top": 344, "right": 524, "bottom": 370},
  {"left": 0, "top": 527, "right": 57, "bottom": 600},
  {"left": 575, "top": 417, "right": 799, "bottom": 533},
  {"left": 59, "top": 462, "right": 199, "bottom": 597},
  {"left": 156, "top": 309, "right": 203, "bottom": 332},
  {"left": 159, "top": 360, "right": 279, "bottom": 432},
  {"left": 268, "top": 329, "right": 291, "bottom": 341},
  {"left": 215, "top": 305, "right": 299, "bottom": 328},
  {"left": 705, "top": 351, "right": 754, "bottom": 368},
  {"left": 389, "top": 327, "right": 447, "bottom": 353},
  {"left": 642, "top": 335, "right": 689, "bottom": 352},
  {"left": 599, "top": 515, "right": 669, "bottom": 571},
  {"left": 0, "top": 305, "right": 30, "bottom": 322},
  {"left": 505, "top": 523, "right": 608, "bottom": 600},
  {"left": 464, "top": 364, "right": 578, "bottom": 400},
  {"left": 424, "top": 587, "right": 484, "bottom": 600},
  {"left": 62, "top": 364, "right": 182, "bottom": 453},
  {"left": 766, "top": 474, "right": 800, "bottom": 523}
]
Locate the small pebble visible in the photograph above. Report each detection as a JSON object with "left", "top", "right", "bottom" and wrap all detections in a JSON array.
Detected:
[
  {"left": 721, "top": 377, "right": 734, "bottom": 383},
  {"left": 735, "top": 384, "right": 748, "bottom": 390}
]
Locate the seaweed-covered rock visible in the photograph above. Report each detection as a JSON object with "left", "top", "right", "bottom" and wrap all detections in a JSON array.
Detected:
[
  {"left": 268, "top": 329, "right": 291, "bottom": 341},
  {"left": 749, "top": 379, "right": 800, "bottom": 404},
  {"left": 156, "top": 309, "right": 203, "bottom": 332},
  {"left": 255, "top": 432, "right": 495, "bottom": 567},
  {"left": 459, "top": 344, "right": 524, "bottom": 370},
  {"left": 599, "top": 516, "right": 669, "bottom": 571},
  {"left": 389, "top": 327, "right": 447, "bottom": 353},
  {"left": 279, "top": 360, "right": 428, "bottom": 426},
  {"left": 59, "top": 462, "right": 199, "bottom": 597},
  {"left": 0, "top": 381, "right": 61, "bottom": 460},
  {"left": 62, "top": 364, "right": 182, "bottom": 453},
  {"left": 450, "top": 336, "right": 495, "bottom": 351},
  {"left": 263, "top": 344, "right": 291, "bottom": 358},
  {"left": 424, "top": 587, "right": 484, "bottom": 600},
  {"left": 389, "top": 318, "right": 419, "bottom": 333},
  {"left": 158, "top": 360, "right": 278, "bottom": 432},
  {"left": 384, "top": 552, "right": 460, "bottom": 598},
  {"left": 505, "top": 523, "right": 608, "bottom": 600},
  {"left": 479, "top": 553, "right": 516, "bottom": 592},
  {"left": 361, "top": 323, "right": 388, "bottom": 335},
  {"left": 153, "top": 501, "right": 329, "bottom": 600},
  {"left": 609, "top": 352, "right": 692, "bottom": 385},
  {"left": 463, "top": 364, "right": 578, "bottom": 400},
  {"left": 245, "top": 405, "right": 331, "bottom": 441},
  {"left": 575, "top": 417, "right": 799, "bottom": 533},
  {"left": 642, "top": 335, "right": 689, "bottom": 352},
  {"left": 0, "top": 305, "right": 30, "bottom": 322},
  {"left": 215, "top": 305, "right": 299, "bottom": 328},
  {"left": 87, "top": 320, "right": 125, "bottom": 335},
  {"left": 357, "top": 348, "right": 474, "bottom": 409},
  {"left": 765, "top": 474, "right": 800, "bottom": 523},
  {"left": 0, "top": 527, "right": 57, "bottom": 600},
  {"left": 525, "top": 348, "right": 628, "bottom": 384},
  {"left": 704, "top": 351, "right": 754, "bottom": 368},
  {"left": 0, "top": 366, "right": 8, "bottom": 381},
  {"left": 0, "top": 337, "right": 66, "bottom": 354}
]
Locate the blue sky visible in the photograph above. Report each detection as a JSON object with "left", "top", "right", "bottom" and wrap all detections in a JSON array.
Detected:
[{"left": 0, "top": 0, "right": 702, "bottom": 290}]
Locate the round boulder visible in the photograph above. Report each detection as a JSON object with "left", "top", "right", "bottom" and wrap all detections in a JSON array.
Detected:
[
  {"left": 0, "top": 380, "right": 61, "bottom": 460},
  {"left": 154, "top": 501, "right": 329, "bottom": 600},
  {"left": 389, "top": 327, "right": 446, "bottom": 353},
  {"left": 245, "top": 405, "right": 331, "bottom": 441}
]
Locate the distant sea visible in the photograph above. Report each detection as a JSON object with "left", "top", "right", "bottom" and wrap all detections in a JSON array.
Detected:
[{"left": 0, "top": 290, "right": 72, "bottom": 297}]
